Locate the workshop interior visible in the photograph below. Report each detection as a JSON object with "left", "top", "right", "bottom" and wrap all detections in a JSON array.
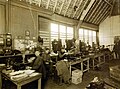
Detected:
[{"left": 0, "top": 0, "right": 120, "bottom": 89}]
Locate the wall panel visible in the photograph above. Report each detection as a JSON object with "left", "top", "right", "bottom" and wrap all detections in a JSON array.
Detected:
[
  {"left": 0, "top": 4, "right": 5, "bottom": 34},
  {"left": 10, "top": 5, "right": 38, "bottom": 39},
  {"left": 99, "top": 15, "right": 120, "bottom": 50}
]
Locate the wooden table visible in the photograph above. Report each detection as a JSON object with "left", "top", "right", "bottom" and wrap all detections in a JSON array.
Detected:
[
  {"left": 0, "top": 64, "right": 6, "bottom": 89},
  {"left": 2, "top": 72, "right": 42, "bottom": 89},
  {"left": 70, "top": 57, "right": 90, "bottom": 74},
  {"left": 89, "top": 53, "right": 105, "bottom": 70}
]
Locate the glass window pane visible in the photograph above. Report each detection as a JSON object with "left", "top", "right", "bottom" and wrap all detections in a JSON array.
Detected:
[
  {"left": 51, "top": 23, "right": 58, "bottom": 32},
  {"left": 84, "top": 29, "right": 88, "bottom": 44},
  {"left": 93, "top": 31, "right": 96, "bottom": 36},
  {"left": 93, "top": 31, "right": 96, "bottom": 43},
  {"left": 51, "top": 23, "right": 58, "bottom": 41},
  {"left": 60, "top": 25, "right": 66, "bottom": 46},
  {"left": 67, "top": 27, "right": 73, "bottom": 39},
  {"left": 60, "top": 25, "right": 66, "bottom": 33},
  {"left": 67, "top": 27, "right": 73, "bottom": 34},
  {"left": 84, "top": 29, "right": 88, "bottom": 35},
  {"left": 79, "top": 28, "right": 84, "bottom": 35},
  {"left": 89, "top": 30, "right": 92, "bottom": 36},
  {"left": 79, "top": 29, "right": 84, "bottom": 41},
  {"left": 89, "top": 30, "right": 92, "bottom": 46}
]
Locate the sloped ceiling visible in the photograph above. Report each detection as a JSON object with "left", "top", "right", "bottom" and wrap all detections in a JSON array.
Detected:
[
  {"left": 111, "top": 0, "right": 120, "bottom": 16},
  {"left": 14, "top": 0, "right": 115, "bottom": 26}
]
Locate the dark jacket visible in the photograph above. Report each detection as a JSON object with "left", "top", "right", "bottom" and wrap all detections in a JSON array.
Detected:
[
  {"left": 56, "top": 60, "right": 71, "bottom": 82},
  {"left": 58, "top": 51, "right": 66, "bottom": 61},
  {"left": 32, "top": 55, "right": 46, "bottom": 79},
  {"left": 113, "top": 43, "right": 119, "bottom": 53}
]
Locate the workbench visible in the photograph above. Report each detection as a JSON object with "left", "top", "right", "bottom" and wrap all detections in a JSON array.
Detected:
[
  {"left": 70, "top": 57, "right": 90, "bottom": 73},
  {"left": 89, "top": 53, "right": 105, "bottom": 70},
  {"left": 1, "top": 72, "right": 42, "bottom": 89}
]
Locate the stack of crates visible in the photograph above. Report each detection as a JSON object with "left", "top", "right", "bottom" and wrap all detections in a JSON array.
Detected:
[
  {"left": 110, "top": 65, "right": 120, "bottom": 82},
  {"left": 72, "top": 69, "right": 83, "bottom": 84}
]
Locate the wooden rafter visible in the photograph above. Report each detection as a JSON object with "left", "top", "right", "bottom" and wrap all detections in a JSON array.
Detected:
[
  {"left": 86, "top": 0, "right": 102, "bottom": 22},
  {"left": 77, "top": 0, "right": 89, "bottom": 19},
  {"left": 99, "top": 9, "right": 111, "bottom": 24},
  {"left": 64, "top": 0, "right": 72, "bottom": 16},
  {"left": 95, "top": 5, "right": 110, "bottom": 23},
  {"left": 97, "top": 7, "right": 111, "bottom": 24},
  {"left": 95, "top": 5, "right": 110, "bottom": 24},
  {"left": 104, "top": 0, "right": 112, "bottom": 6},
  {"left": 46, "top": 0, "right": 50, "bottom": 9},
  {"left": 92, "top": 2, "right": 107, "bottom": 23},
  {"left": 109, "top": 0, "right": 116, "bottom": 16},
  {"left": 72, "top": 0, "right": 78, "bottom": 9},
  {"left": 59, "top": 0, "right": 66, "bottom": 14},
  {"left": 89, "top": 1, "right": 104, "bottom": 22},
  {"left": 80, "top": 0, "right": 95, "bottom": 20},
  {"left": 38, "top": 0, "right": 41, "bottom": 7},
  {"left": 72, "top": 0, "right": 83, "bottom": 18},
  {"left": 84, "top": 0, "right": 97, "bottom": 21},
  {"left": 53, "top": 0, "right": 58, "bottom": 13},
  {"left": 69, "top": 0, "right": 78, "bottom": 17}
]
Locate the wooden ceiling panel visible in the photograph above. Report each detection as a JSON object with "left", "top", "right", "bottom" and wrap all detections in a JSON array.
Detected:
[
  {"left": 95, "top": 5, "right": 110, "bottom": 24},
  {"left": 64, "top": 0, "right": 72, "bottom": 16},
  {"left": 77, "top": 0, "right": 89, "bottom": 19},
  {"left": 92, "top": 3, "right": 107, "bottom": 24},
  {"left": 90, "top": 1, "right": 105, "bottom": 24},
  {"left": 84, "top": 0, "right": 99, "bottom": 22},
  {"left": 53, "top": 0, "right": 58, "bottom": 13},
  {"left": 97, "top": 7, "right": 111, "bottom": 24},
  {"left": 58, "top": 0, "right": 66, "bottom": 14},
  {"left": 69, "top": 0, "right": 78, "bottom": 17},
  {"left": 72, "top": 0, "right": 83, "bottom": 18},
  {"left": 17, "top": 0, "right": 115, "bottom": 25}
]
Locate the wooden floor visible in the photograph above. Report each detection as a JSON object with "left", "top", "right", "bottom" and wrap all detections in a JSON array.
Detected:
[
  {"left": 2, "top": 59, "right": 120, "bottom": 89},
  {"left": 44, "top": 59, "right": 120, "bottom": 89}
]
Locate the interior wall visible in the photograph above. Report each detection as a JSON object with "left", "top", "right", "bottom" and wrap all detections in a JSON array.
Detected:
[
  {"left": 10, "top": 5, "right": 38, "bottom": 39},
  {"left": 0, "top": 0, "right": 98, "bottom": 45},
  {"left": 99, "top": 15, "right": 120, "bottom": 50},
  {"left": 0, "top": 4, "right": 5, "bottom": 34}
]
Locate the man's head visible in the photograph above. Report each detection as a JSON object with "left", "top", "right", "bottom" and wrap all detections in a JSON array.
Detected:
[
  {"left": 45, "top": 48, "right": 50, "bottom": 54},
  {"left": 35, "top": 51, "right": 40, "bottom": 56},
  {"left": 61, "top": 47, "right": 65, "bottom": 52}
]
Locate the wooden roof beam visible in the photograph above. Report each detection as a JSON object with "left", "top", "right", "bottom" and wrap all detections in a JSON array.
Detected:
[
  {"left": 104, "top": 0, "right": 113, "bottom": 7},
  {"left": 46, "top": 0, "right": 50, "bottom": 9},
  {"left": 96, "top": 6, "right": 111, "bottom": 24},
  {"left": 72, "top": 0, "right": 83, "bottom": 18},
  {"left": 59, "top": 0, "right": 66, "bottom": 14},
  {"left": 39, "top": 0, "right": 41, "bottom": 7},
  {"left": 97, "top": 8, "right": 111, "bottom": 24},
  {"left": 77, "top": 0, "right": 89, "bottom": 19},
  {"left": 89, "top": 1, "right": 104, "bottom": 23},
  {"left": 53, "top": 0, "right": 58, "bottom": 13},
  {"left": 76, "top": 0, "right": 96, "bottom": 35},
  {"left": 64, "top": 0, "right": 72, "bottom": 16},
  {"left": 84, "top": 0, "right": 97, "bottom": 21},
  {"left": 109, "top": 0, "right": 116, "bottom": 16},
  {"left": 72, "top": 0, "right": 78, "bottom": 9},
  {"left": 92, "top": 3, "right": 107, "bottom": 23},
  {"left": 86, "top": 0, "right": 102, "bottom": 22},
  {"left": 95, "top": 5, "right": 109, "bottom": 24},
  {"left": 99, "top": 10, "right": 110, "bottom": 24},
  {"left": 95, "top": 5, "right": 110, "bottom": 24},
  {"left": 80, "top": 0, "right": 95, "bottom": 20}
]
